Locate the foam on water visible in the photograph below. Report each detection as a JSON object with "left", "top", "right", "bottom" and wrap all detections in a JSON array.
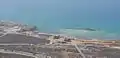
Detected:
[{"left": 59, "top": 28, "right": 120, "bottom": 40}]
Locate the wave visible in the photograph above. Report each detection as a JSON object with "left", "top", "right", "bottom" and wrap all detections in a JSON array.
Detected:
[{"left": 59, "top": 28, "right": 120, "bottom": 39}]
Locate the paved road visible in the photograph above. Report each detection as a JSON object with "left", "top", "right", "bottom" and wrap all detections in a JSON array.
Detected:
[
  {"left": 74, "top": 44, "right": 86, "bottom": 58},
  {"left": 0, "top": 43, "right": 33, "bottom": 46},
  {"left": 0, "top": 49, "right": 37, "bottom": 58}
]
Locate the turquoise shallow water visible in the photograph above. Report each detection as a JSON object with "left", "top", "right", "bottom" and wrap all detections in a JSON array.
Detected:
[{"left": 0, "top": 0, "right": 120, "bottom": 39}]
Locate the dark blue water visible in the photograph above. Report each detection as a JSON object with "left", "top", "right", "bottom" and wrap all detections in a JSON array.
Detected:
[{"left": 0, "top": 0, "right": 120, "bottom": 39}]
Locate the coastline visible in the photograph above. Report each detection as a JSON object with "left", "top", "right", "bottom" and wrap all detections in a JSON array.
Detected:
[{"left": 0, "top": 20, "right": 119, "bottom": 40}]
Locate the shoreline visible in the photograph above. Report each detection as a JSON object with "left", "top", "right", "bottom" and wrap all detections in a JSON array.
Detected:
[{"left": 0, "top": 20, "right": 119, "bottom": 40}]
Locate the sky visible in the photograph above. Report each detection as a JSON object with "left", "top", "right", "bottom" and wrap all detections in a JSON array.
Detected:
[{"left": 0, "top": 0, "right": 120, "bottom": 37}]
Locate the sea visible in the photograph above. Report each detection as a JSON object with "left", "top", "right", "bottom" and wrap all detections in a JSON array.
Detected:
[{"left": 0, "top": 0, "right": 120, "bottom": 39}]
